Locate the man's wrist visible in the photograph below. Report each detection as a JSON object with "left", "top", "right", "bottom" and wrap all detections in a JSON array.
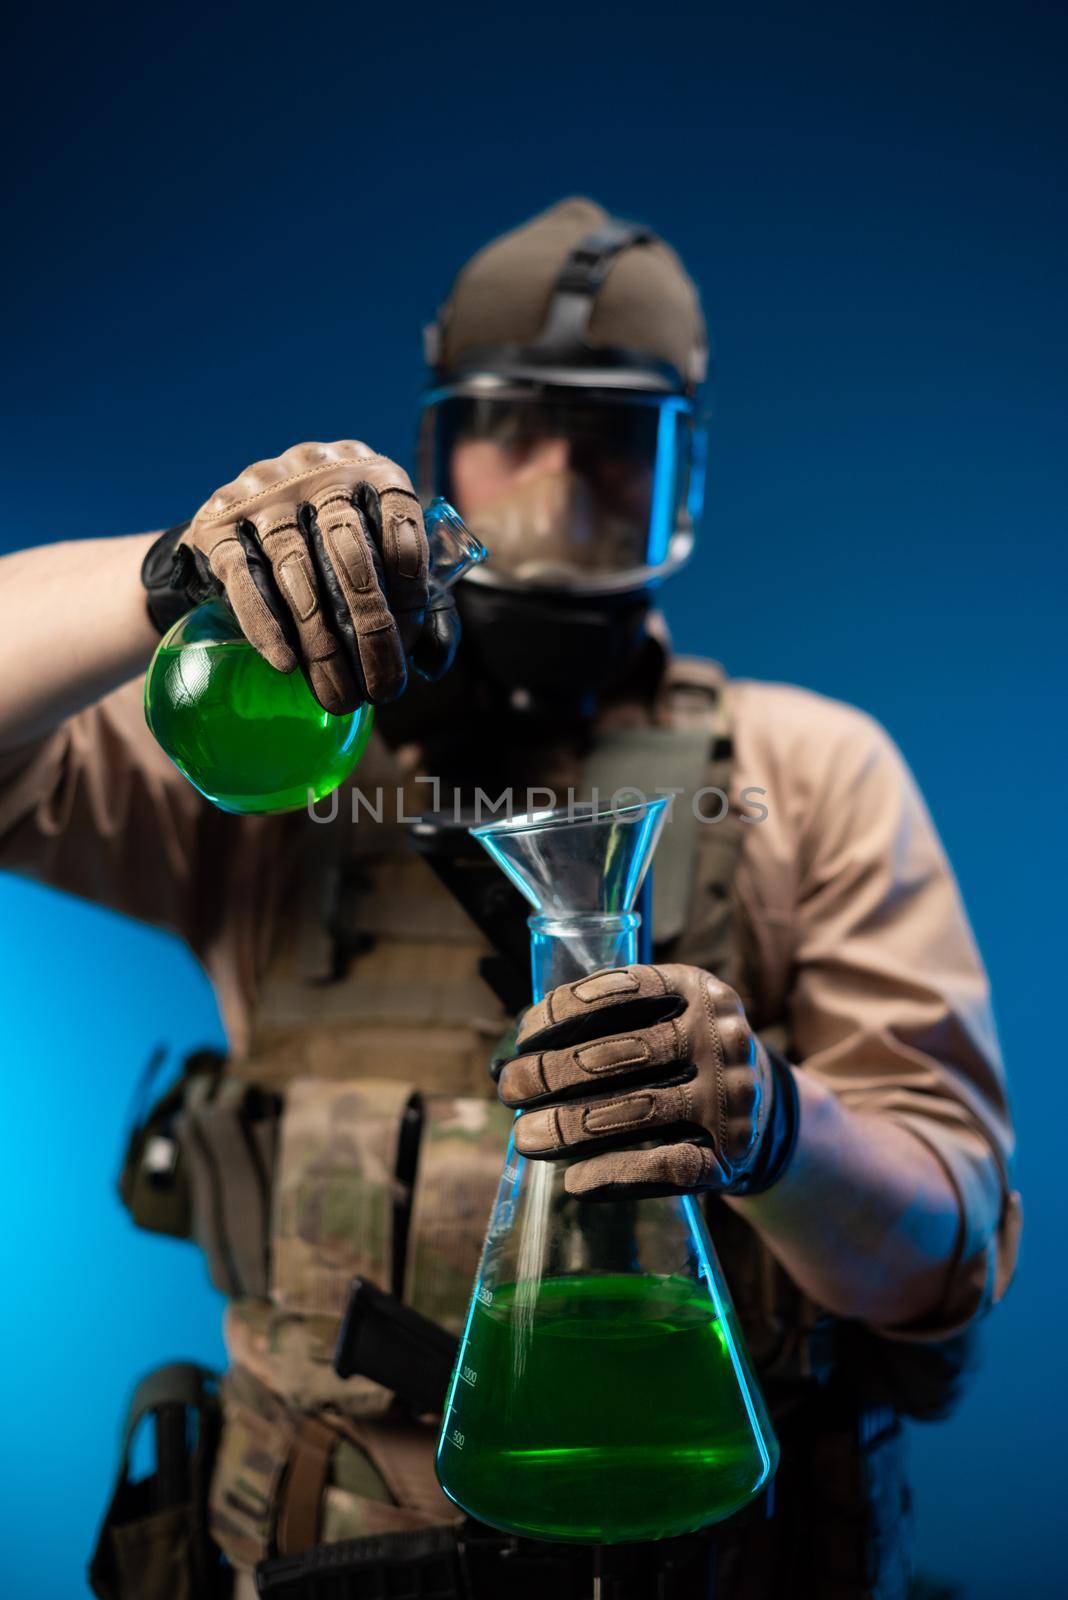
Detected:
[
  {"left": 733, "top": 1045, "right": 801, "bottom": 1196},
  {"left": 140, "top": 521, "right": 202, "bottom": 634}
]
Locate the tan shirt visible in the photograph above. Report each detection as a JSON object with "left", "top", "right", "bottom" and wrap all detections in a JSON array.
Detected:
[{"left": 0, "top": 671, "right": 1020, "bottom": 1337}]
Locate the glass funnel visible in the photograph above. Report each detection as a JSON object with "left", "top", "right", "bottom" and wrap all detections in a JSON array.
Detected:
[
  {"left": 436, "top": 800, "right": 778, "bottom": 1544},
  {"left": 144, "top": 498, "right": 486, "bottom": 815}
]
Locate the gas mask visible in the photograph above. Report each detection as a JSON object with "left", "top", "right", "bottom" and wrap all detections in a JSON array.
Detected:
[
  {"left": 417, "top": 383, "right": 701, "bottom": 716},
  {"left": 416, "top": 207, "right": 709, "bottom": 717}
]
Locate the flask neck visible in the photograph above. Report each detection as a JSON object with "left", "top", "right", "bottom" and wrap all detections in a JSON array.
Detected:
[{"left": 528, "top": 912, "right": 641, "bottom": 1001}]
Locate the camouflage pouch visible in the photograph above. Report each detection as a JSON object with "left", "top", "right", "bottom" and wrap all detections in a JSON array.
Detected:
[
  {"left": 209, "top": 1366, "right": 293, "bottom": 1571},
  {"left": 270, "top": 1078, "right": 415, "bottom": 1318},
  {"left": 225, "top": 1298, "right": 392, "bottom": 1418},
  {"left": 210, "top": 1367, "right": 456, "bottom": 1572},
  {"left": 404, "top": 1093, "right": 514, "bottom": 1335}
]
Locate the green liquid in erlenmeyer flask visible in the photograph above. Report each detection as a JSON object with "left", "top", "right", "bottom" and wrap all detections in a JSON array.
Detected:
[
  {"left": 438, "top": 1272, "right": 775, "bottom": 1544},
  {"left": 144, "top": 601, "right": 374, "bottom": 815}
]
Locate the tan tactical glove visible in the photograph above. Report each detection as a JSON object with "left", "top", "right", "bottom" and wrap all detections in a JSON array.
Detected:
[
  {"left": 495, "top": 964, "right": 799, "bottom": 1200},
  {"left": 142, "top": 441, "right": 452, "bottom": 714}
]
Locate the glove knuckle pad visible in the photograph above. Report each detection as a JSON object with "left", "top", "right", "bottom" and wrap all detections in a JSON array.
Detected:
[
  {"left": 570, "top": 968, "right": 643, "bottom": 1007},
  {"left": 713, "top": 1014, "right": 750, "bottom": 1062},
  {"left": 580, "top": 1093, "right": 659, "bottom": 1137},
  {"left": 572, "top": 1033, "right": 652, "bottom": 1077},
  {"left": 697, "top": 971, "right": 741, "bottom": 1013}
]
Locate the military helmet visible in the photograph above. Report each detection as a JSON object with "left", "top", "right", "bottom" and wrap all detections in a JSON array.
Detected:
[{"left": 419, "top": 198, "right": 709, "bottom": 597}]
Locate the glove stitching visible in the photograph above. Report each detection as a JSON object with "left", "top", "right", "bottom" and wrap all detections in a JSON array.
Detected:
[
  {"left": 692, "top": 1143, "right": 715, "bottom": 1187},
  {"left": 199, "top": 464, "right": 419, "bottom": 521},
  {"left": 669, "top": 1017, "right": 694, "bottom": 1123},
  {"left": 277, "top": 553, "right": 318, "bottom": 622},
  {"left": 206, "top": 544, "right": 288, "bottom": 648},
  {"left": 258, "top": 517, "right": 301, "bottom": 543},
  {"left": 355, "top": 621, "right": 400, "bottom": 639},
  {"left": 201, "top": 532, "right": 243, "bottom": 556},
  {"left": 581, "top": 1095, "right": 656, "bottom": 1136},
  {"left": 313, "top": 490, "right": 360, "bottom": 512},
  {"left": 322, "top": 521, "right": 377, "bottom": 600},
  {"left": 303, "top": 643, "right": 345, "bottom": 665},
  {"left": 575, "top": 1037, "right": 649, "bottom": 1076},
  {"left": 703, "top": 978, "right": 730, "bottom": 1169},
  {"left": 385, "top": 511, "right": 426, "bottom": 584}
]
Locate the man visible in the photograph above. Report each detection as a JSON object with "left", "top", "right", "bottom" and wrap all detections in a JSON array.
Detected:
[{"left": 0, "top": 199, "right": 1019, "bottom": 1599}]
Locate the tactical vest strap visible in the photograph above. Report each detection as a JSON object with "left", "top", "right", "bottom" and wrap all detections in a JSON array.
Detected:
[
  {"left": 224, "top": 1298, "right": 393, "bottom": 1418},
  {"left": 274, "top": 1413, "right": 335, "bottom": 1556}
]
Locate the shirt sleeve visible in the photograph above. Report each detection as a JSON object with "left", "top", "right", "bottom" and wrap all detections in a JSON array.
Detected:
[
  {"left": 788, "top": 702, "right": 1021, "bottom": 1340},
  {"left": 0, "top": 676, "right": 212, "bottom": 947}
]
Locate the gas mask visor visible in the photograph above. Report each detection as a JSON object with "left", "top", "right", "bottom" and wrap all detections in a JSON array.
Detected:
[{"left": 418, "top": 380, "right": 707, "bottom": 597}]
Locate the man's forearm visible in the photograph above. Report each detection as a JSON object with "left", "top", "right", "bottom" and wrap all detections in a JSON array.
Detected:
[
  {"left": 727, "top": 1071, "right": 962, "bottom": 1327},
  {"left": 0, "top": 532, "right": 159, "bottom": 751}
]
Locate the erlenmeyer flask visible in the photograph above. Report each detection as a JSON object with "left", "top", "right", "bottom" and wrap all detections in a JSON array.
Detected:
[
  {"left": 144, "top": 498, "right": 485, "bottom": 815},
  {"left": 436, "top": 800, "right": 778, "bottom": 1544}
]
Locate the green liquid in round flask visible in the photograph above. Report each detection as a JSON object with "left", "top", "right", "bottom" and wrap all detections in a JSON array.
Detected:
[
  {"left": 144, "top": 599, "right": 375, "bottom": 814},
  {"left": 143, "top": 499, "right": 485, "bottom": 816}
]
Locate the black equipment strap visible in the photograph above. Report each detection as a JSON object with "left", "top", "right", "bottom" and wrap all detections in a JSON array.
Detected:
[{"left": 533, "top": 220, "right": 654, "bottom": 357}]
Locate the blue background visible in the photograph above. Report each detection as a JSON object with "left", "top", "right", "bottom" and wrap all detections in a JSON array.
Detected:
[{"left": 2, "top": 2, "right": 1065, "bottom": 1594}]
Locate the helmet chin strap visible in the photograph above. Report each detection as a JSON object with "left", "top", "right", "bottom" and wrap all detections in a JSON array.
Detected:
[{"left": 456, "top": 583, "right": 657, "bottom": 722}]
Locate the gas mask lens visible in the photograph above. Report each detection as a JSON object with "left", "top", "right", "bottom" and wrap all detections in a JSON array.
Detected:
[{"left": 420, "top": 387, "right": 704, "bottom": 594}]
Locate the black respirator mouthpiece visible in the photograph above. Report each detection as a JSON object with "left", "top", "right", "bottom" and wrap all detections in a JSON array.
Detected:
[{"left": 456, "top": 582, "right": 652, "bottom": 719}]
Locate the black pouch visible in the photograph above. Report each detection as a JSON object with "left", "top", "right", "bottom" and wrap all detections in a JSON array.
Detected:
[
  {"left": 89, "top": 1362, "right": 231, "bottom": 1600},
  {"left": 118, "top": 1048, "right": 225, "bottom": 1239}
]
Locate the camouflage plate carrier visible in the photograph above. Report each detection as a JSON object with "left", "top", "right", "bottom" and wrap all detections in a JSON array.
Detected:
[{"left": 115, "top": 658, "right": 919, "bottom": 1600}]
